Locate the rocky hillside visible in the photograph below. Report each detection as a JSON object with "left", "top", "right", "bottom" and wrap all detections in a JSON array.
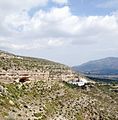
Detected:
[
  {"left": 0, "top": 79, "right": 118, "bottom": 120},
  {"left": 72, "top": 57, "right": 118, "bottom": 75},
  {"left": 0, "top": 50, "right": 77, "bottom": 83},
  {"left": 0, "top": 50, "right": 118, "bottom": 120}
]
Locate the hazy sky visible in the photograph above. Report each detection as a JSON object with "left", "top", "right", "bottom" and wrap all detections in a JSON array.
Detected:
[{"left": 0, "top": 0, "right": 118, "bottom": 66}]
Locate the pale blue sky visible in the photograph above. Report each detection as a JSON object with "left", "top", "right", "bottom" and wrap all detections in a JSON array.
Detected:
[
  {"left": 69, "top": 0, "right": 118, "bottom": 16},
  {"left": 0, "top": 0, "right": 118, "bottom": 66},
  {"left": 29, "top": 0, "right": 118, "bottom": 16}
]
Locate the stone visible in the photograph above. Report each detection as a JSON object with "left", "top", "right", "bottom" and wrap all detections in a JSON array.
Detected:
[
  {"left": 0, "top": 85, "right": 4, "bottom": 93},
  {"left": 9, "top": 100, "right": 15, "bottom": 105}
]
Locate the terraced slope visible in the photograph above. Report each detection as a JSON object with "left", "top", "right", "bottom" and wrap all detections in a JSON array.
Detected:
[{"left": 0, "top": 50, "right": 77, "bottom": 83}]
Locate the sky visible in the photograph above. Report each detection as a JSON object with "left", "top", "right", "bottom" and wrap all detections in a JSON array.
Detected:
[{"left": 0, "top": 0, "right": 118, "bottom": 66}]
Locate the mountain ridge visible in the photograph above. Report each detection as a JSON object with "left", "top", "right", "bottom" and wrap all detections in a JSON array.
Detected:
[{"left": 72, "top": 57, "right": 118, "bottom": 75}]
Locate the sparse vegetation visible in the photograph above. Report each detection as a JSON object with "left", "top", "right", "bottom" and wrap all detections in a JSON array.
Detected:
[
  {"left": 0, "top": 80, "right": 118, "bottom": 120},
  {"left": 0, "top": 50, "right": 118, "bottom": 120}
]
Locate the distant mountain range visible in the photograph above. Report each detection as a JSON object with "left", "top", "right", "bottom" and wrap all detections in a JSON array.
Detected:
[{"left": 72, "top": 57, "right": 118, "bottom": 75}]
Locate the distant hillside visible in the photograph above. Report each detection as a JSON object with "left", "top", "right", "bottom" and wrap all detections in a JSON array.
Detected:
[{"left": 72, "top": 57, "right": 118, "bottom": 75}]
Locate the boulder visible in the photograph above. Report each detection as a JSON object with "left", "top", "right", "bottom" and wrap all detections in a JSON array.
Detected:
[{"left": 0, "top": 85, "right": 4, "bottom": 93}]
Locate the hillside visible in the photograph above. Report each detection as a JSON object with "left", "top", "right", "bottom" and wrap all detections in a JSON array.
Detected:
[
  {"left": 0, "top": 77, "right": 118, "bottom": 120},
  {"left": 72, "top": 57, "right": 118, "bottom": 75},
  {"left": 0, "top": 51, "right": 118, "bottom": 120},
  {"left": 0, "top": 50, "right": 77, "bottom": 83}
]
